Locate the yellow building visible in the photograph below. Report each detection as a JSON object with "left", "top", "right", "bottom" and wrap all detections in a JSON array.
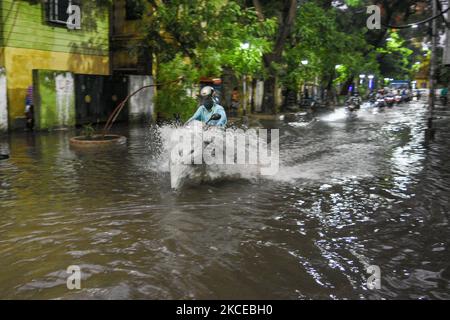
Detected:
[
  {"left": 0, "top": 0, "right": 111, "bottom": 130},
  {"left": 111, "top": 0, "right": 152, "bottom": 75}
]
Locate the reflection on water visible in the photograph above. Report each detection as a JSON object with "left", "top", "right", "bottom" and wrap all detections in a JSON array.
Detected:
[{"left": 0, "top": 103, "right": 449, "bottom": 299}]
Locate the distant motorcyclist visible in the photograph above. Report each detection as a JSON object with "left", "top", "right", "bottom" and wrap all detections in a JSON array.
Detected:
[
  {"left": 186, "top": 86, "right": 227, "bottom": 127},
  {"left": 346, "top": 90, "right": 362, "bottom": 110}
]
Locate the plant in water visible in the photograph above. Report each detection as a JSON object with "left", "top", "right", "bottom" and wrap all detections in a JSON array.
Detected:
[{"left": 81, "top": 124, "right": 95, "bottom": 140}]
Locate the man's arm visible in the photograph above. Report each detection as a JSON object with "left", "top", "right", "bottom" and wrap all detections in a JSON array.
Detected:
[{"left": 186, "top": 106, "right": 203, "bottom": 125}]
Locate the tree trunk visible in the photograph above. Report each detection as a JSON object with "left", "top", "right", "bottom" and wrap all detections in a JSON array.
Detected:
[
  {"left": 221, "top": 66, "right": 235, "bottom": 113},
  {"left": 262, "top": 75, "right": 276, "bottom": 113},
  {"left": 251, "top": 78, "right": 257, "bottom": 113},
  {"left": 257, "top": 0, "right": 298, "bottom": 114},
  {"left": 325, "top": 74, "right": 335, "bottom": 106}
]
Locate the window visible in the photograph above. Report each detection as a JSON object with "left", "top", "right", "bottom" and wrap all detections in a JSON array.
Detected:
[
  {"left": 46, "top": 0, "right": 81, "bottom": 26},
  {"left": 126, "top": 0, "right": 144, "bottom": 20}
]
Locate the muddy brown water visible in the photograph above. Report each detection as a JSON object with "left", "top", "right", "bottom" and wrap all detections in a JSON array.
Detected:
[{"left": 0, "top": 102, "right": 449, "bottom": 299}]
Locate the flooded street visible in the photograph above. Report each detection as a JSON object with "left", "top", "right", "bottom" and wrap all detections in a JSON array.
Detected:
[{"left": 0, "top": 102, "right": 449, "bottom": 300}]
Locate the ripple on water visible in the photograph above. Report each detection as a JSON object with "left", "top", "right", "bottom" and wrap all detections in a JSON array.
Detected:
[{"left": 0, "top": 103, "right": 449, "bottom": 299}]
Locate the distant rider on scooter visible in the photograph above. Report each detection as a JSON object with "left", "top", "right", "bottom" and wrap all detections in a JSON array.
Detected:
[{"left": 346, "top": 90, "right": 362, "bottom": 111}]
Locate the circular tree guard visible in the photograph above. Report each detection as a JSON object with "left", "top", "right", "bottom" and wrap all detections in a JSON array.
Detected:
[{"left": 69, "top": 135, "right": 127, "bottom": 148}]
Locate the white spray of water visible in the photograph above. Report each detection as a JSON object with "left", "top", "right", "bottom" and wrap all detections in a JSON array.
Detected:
[{"left": 152, "top": 121, "right": 278, "bottom": 189}]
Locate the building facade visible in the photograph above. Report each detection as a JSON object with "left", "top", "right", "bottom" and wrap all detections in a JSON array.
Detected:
[
  {"left": 111, "top": 0, "right": 152, "bottom": 76},
  {"left": 0, "top": 0, "right": 111, "bottom": 131}
]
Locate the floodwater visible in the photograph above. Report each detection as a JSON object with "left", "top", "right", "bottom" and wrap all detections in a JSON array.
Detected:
[{"left": 0, "top": 102, "right": 449, "bottom": 299}]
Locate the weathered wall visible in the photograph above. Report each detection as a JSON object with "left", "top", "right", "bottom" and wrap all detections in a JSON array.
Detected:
[
  {"left": 0, "top": 48, "right": 4, "bottom": 66},
  {"left": 128, "top": 75, "right": 154, "bottom": 122},
  {"left": 5, "top": 47, "right": 109, "bottom": 128},
  {"left": 0, "top": 67, "right": 8, "bottom": 132},
  {"left": 0, "top": 0, "right": 111, "bottom": 129},
  {"left": 111, "top": 0, "right": 152, "bottom": 75},
  {"left": 34, "top": 70, "right": 75, "bottom": 130}
]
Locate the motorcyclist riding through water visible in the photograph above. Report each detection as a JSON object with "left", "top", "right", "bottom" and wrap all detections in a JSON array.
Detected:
[
  {"left": 186, "top": 86, "right": 227, "bottom": 127},
  {"left": 346, "top": 90, "right": 362, "bottom": 111}
]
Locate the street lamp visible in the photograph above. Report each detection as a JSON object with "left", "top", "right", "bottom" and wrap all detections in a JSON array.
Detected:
[{"left": 359, "top": 74, "right": 366, "bottom": 85}]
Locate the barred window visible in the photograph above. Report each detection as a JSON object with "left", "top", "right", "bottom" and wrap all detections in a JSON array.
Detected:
[{"left": 46, "top": 0, "right": 81, "bottom": 26}]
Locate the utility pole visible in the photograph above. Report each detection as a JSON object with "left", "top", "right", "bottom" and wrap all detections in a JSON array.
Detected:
[{"left": 429, "top": 0, "right": 438, "bottom": 118}]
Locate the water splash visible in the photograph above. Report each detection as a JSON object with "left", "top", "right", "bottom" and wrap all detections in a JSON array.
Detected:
[
  {"left": 151, "top": 121, "right": 268, "bottom": 189},
  {"left": 319, "top": 108, "right": 351, "bottom": 122}
]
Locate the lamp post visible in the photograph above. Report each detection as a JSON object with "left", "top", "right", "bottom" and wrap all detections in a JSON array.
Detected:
[
  {"left": 359, "top": 74, "right": 366, "bottom": 86},
  {"left": 240, "top": 42, "right": 250, "bottom": 115},
  {"left": 300, "top": 60, "right": 310, "bottom": 100}
]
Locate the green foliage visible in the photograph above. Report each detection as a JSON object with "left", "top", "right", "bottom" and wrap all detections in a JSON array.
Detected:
[
  {"left": 141, "top": 0, "right": 277, "bottom": 117},
  {"left": 344, "top": 0, "right": 364, "bottom": 7},
  {"left": 154, "top": 54, "right": 198, "bottom": 121},
  {"left": 376, "top": 32, "right": 414, "bottom": 79},
  {"left": 139, "top": 0, "right": 424, "bottom": 111},
  {"left": 81, "top": 124, "right": 95, "bottom": 139},
  {"left": 280, "top": 2, "right": 379, "bottom": 90}
]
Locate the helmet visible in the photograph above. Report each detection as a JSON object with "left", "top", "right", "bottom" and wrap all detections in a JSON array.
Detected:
[
  {"left": 200, "top": 86, "right": 215, "bottom": 97},
  {"left": 200, "top": 86, "right": 215, "bottom": 110}
]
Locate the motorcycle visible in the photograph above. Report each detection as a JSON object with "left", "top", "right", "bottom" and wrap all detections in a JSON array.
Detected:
[
  {"left": 412, "top": 90, "right": 421, "bottom": 101},
  {"left": 384, "top": 95, "right": 395, "bottom": 108},
  {"left": 402, "top": 91, "right": 411, "bottom": 103},
  {"left": 345, "top": 96, "right": 361, "bottom": 113},
  {"left": 394, "top": 94, "right": 403, "bottom": 105},
  {"left": 374, "top": 97, "right": 385, "bottom": 109}
]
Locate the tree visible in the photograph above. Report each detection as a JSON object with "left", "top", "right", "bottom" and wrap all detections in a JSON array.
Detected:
[
  {"left": 138, "top": 0, "right": 274, "bottom": 119},
  {"left": 250, "top": 0, "right": 298, "bottom": 113}
]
